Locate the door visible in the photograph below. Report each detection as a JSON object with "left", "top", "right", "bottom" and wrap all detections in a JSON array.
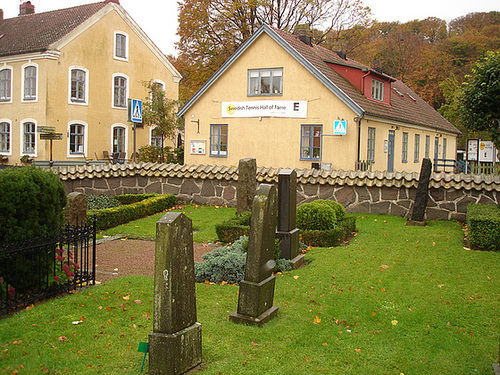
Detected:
[{"left": 387, "top": 130, "right": 395, "bottom": 172}]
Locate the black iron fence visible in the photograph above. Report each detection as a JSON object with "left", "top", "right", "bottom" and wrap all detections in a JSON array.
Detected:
[{"left": 0, "top": 218, "right": 96, "bottom": 313}]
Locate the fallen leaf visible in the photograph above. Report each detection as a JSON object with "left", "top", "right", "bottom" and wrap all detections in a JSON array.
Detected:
[
  {"left": 58, "top": 336, "right": 68, "bottom": 342},
  {"left": 391, "top": 320, "right": 398, "bottom": 326},
  {"left": 322, "top": 342, "right": 328, "bottom": 346},
  {"left": 123, "top": 295, "right": 130, "bottom": 301},
  {"left": 380, "top": 265, "right": 390, "bottom": 269},
  {"left": 293, "top": 275, "right": 299, "bottom": 280},
  {"left": 134, "top": 300, "right": 142, "bottom": 304},
  {"left": 313, "top": 316, "right": 321, "bottom": 324},
  {"left": 251, "top": 341, "right": 259, "bottom": 346},
  {"left": 355, "top": 349, "right": 361, "bottom": 353}
]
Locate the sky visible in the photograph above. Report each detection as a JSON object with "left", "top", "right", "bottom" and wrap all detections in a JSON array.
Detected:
[{"left": 2, "top": 0, "right": 499, "bottom": 56}]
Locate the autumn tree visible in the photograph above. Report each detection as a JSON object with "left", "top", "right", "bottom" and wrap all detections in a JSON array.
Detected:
[{"left": 460, "top": 51, "right": 500, "bottom": 146}]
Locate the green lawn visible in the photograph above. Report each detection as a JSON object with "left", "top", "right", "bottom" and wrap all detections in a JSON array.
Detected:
[{"left": 0, "top": 213, "right": 499, "bottom": 374}]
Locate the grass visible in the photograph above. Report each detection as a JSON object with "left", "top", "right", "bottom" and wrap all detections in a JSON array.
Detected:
[
  {"left": 1, "top": 213, "right": 499, "bottom": 374},
  {"left": 99, "top": 203, "right": 237, "bottom": 243}
]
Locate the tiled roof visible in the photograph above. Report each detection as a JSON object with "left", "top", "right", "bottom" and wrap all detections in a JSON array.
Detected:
[
  {"left": 0, "top": 2, "right": 107, "bottom": 57},
  {"left": 54, "top": 162, "right": 500, "bottom": 192},
  {"left": 272, "top": 27, "right": 460, "bottom": 135}
]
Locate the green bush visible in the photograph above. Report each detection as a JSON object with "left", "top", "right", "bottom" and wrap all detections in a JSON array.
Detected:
[
  {"left": 87, "top": 194, "right": 176, "bottom": 231},
  {"left": 467, "top": 203, "right": 500, "bottom": 251},
  {"left": 215, "top": 211, "right": 252, "bottom": 243},
  {"left": 87, "top": 195, "right": 122, "bottom": 210},
  {"left": 300, "top": 216, "right": 356, "bottom": 247},
  {"left": 114, "top": 193, "right": 159, "bottom": 205},
  {"left": 195, "top": 236, "right": 291, "bottom": 285},
  {"left": 0, "top": 166, "right": 67, "bottom": 242},
  {"left": 296, "top": 201, "right": 337, "bottom": 230},
  {"left": 318, "top": 199, "right": 346, "bottom": 221}
]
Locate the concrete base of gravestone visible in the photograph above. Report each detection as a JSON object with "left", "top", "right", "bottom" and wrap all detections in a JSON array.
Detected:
[
  {"left": 230, "top": 275, "right": 278, "bottom": 326},
  {"left": 406, "top": 219, "right": 427, "bottom": 226},
  {"left": 148, "top": 322, "right": 202, "bottom": 375},
  {"left": 276, "top": 229, "right": 304, "bottom": 269}
]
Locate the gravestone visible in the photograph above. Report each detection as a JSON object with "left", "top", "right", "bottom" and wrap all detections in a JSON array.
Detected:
[
  {"left": 275, "top": 169, "right": 304, "bottom": 268},
  {"left": 63, "top": 192, "right": 87, "bottom": 226},
  {"left": 148, "top": 212, "right": 202, "bottom": 375},
  {"left": 230, "top": 184, "right": 279, "bottom": 325},
  {"left": 237, "top": 158, "right": 257, "bottom": 215},
  {"left": 407, "top": 158, "right": 432, "bottom": 225},
  {"left": 493, "top": 336, "right": 500, "bottom": 375}
]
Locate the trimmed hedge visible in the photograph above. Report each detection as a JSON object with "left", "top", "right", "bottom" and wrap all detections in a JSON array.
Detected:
[
  {"left": 467, "top": 203, "right": 500, "bottom": 251},
  {"left": 114, "top": 193, "right": 159, "bottom": 205},
  {"left": 87, "top": 194, "right": 176, "bottom": 231},
  {"left": 300, "top": 216, "right": 357, "bottom": 247},
  {"left": 87, "top": 195, "right": 122, "bottom": 210},
  {"left": 215, "top": 211, "right": 251, "bottom": 243}
]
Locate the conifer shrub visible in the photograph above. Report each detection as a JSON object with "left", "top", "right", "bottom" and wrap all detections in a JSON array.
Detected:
[{"left": 87, "top": 195, "right": 122, "bottom": 210}]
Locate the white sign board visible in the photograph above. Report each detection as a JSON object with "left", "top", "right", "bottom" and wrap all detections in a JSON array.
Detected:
[
  {"left": 221, "top": 100, "right": 307, "bottom": 118},
  {"left": 333, "top": 120, "right": 347, "bottom": 135},
  {"left": 467, "top": 139, "right": 479, "bottom": 161},
  {"left": 190, "top": 140, "right": 206, "bottom": 155},
  {"left": 478, "top": 141, "right": 495, "bottom": 162}
]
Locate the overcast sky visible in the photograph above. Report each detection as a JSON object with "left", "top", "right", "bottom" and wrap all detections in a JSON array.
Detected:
[{"left": 2, "top": 0, "right": 499, "bottom": 56}]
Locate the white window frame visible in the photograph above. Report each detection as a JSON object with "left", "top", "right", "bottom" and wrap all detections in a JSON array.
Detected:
[
  {"left": 114, "top": 31, "right": 129, "bottom": 61},
  {"left": 371, "top": 79, "right": 384, "bottom": 101},
  {"left": 402, "top": 132, "right": 408, "bottom": 163},
  {"left": 111, "top": 123, "right": 128, "bottom": 158},
  {"left": 68, "top": 66, "right": 89, "bottom": 105},
  {"left": 20, "top": 119, "right": 37, "bottom": 157},
  {"left": 22, "top": 63, "right": 38, "bottom": 102},
  {"left": 149, "top": 126, "right": 163, "bottom": 148},
  {"left": 443, "top": 138, "right": 447, "bottom": 159},
  {"left": 0, "top": 119, "right": 12, "bottom": 155},
  {"left": 210, "top": 124, "right": 228, "bottom": 157},
  {"left": 414, "top": 134, "right": 420, "bottom": 162},
  {"left": 0, "top": 66, "right": 13, "bottom": 103},
  {"left": 247, "top": 68, "right": 283, "bottom": 96},
  {"left": 112, "top": 73, "right": 128, "bottom": 109},
  {"left": 67, "top": 122, "right": 88, "bottom": 157},
  {"left": 367, "top": 127, "right": 375, "bottom": 162}
]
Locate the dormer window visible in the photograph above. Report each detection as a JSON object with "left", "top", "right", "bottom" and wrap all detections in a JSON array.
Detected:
[
  {"left": 248, "top": 68, "right": 283, "bottom": 96},
  {"left": 372, "top": 79, "right": 384, "bottom": 101}
]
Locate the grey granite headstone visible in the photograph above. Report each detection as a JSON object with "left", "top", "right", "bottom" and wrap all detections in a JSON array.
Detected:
[
  {"left": 230, "top": 184, "right": 279, "bottom": 325},
  {"left": 149, "top": 212, "right": 202, "bottom": 375},
  {"left": 63, "top": 192, "right": 87, "bottom": 226},
  {"left": 237, "top": 158, "right": 257, "bottom": 215},
  {"left": 493, "top": 336, "right": 500, "bottom": 375},
  {"left": 408, "top": 158, "right": 432, "bottom": 225},
  {"left": 275, "top": 169, "right": 304, "bottom": 268}
]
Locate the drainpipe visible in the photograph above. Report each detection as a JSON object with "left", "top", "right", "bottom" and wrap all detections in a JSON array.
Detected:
[{"left": 355, "top": 114, "right": 365, "bottom": 170}]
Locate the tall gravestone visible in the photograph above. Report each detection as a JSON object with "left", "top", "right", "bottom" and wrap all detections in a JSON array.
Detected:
[
  {"left": 493, "top": 336, "right": 500, "bottom": 375},
  {"left": 230, "top": 184, "right": 279, "bottom": 325},
  {"left": 237, "top": 158, "right": 257, "bottom": 215},
  {"left": 408, "top": 158, "right": 432, "bottom": 226},
  {"left": 275, "top": 169, "right": 304, "bottom": 269},
  {"left": 149, "top": 212, "right": 202, "bottom": 375},
  {"left": 63, "top": 192, "right": 87, "bottom": 226}
]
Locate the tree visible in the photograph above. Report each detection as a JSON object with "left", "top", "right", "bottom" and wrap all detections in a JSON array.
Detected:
[
  {"left": 460, "top": 51, "right": 500, "bottom": 146},
  {"left": 142, "top": 80, "right": 184, "bottom": 162}
]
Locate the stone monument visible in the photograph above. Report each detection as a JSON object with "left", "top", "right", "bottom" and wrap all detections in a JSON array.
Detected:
[
  {"left": 407, "top": 158, "right": 432, "bottom": 225},
  {"left": 63, "top": 192, "right": 87, "bottom": 226},
  {"left": 237, "top": 158, "right": 257, "bottom": 215},
  {"left": 275, "top": 169, "right": 304, "bottom": 268},
  {"left": 230, "top": 184, "right": 279, "bottom": 325},
  {"left": 149, "top": 212, "right": 202, "bottom": 375},
  {"left": 493, "top": 336, "right": 500, "bottom": 375}
]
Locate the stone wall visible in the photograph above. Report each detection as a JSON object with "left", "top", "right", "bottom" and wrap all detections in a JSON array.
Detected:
[{"left": 58, "top": 162, "right": 500, "bottom": 222}]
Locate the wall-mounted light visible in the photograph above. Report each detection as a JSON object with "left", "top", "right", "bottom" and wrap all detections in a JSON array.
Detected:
[{"left": 191, "top": 119, "right": 200, "bottom": 134}]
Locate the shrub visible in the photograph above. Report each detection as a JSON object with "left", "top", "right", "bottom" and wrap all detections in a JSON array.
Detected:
[
  {"left": 88, "top": 194, "right": 176, "bottom": 231},
  {"left": 318, "top": 199, "right": 346, "bottom": 221},
  {"left": 0, "top": 166, "right": 67, "bottom": 242},
  {"left": 215, "top": 211, "right": 252, "bottom": 243},
  {"left": 296, "top": 201, "right": 337, "bottom": 231},
  {"left": 467, "top": 203, "right": 500, "bottom": 251},
  {"left": 87, "top": 195, "right": 122, "bottom": 210},
  {"left": 114, "top": 193, "right": 159, "bottom": 205},
  {"left": 299, "top": 217, "right": 356, "bottom": 247}
]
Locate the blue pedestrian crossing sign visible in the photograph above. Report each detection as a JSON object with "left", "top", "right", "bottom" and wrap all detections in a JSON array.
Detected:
[
  {"left": 333, "top": 120, "right": 347, "bottom": 135},
  {"left": 129, "top": 98, "right": 143, "bottom": 123}
]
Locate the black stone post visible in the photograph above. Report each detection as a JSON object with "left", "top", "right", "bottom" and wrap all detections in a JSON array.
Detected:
[
  {"left": 237, "top": 158, "right": 257, "bottom": 215},
  {"left": 275, "top": 169, "right": 304, "bottom": 268},
  {"left": 408, "top": 158, "right": 432, "bottom": 225},
  {"left": 149, "top": 212, "right": 202, "bottom": 375},
  {"left": 230, "top": 184, "right": 279, "bottom": 325}
]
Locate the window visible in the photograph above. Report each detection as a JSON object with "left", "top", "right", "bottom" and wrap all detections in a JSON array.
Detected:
[
  {"left": 112, "top": 125, "right": 126, "bottom": 154},
  {"left": 248, "top": 68, "right": 283, "bottom": 96},
  {"left": 402, "top": 132, "right": 408, "bottom": 163},
  {"left": 0, "top": 68, "right": 12, "bottom": 102},
  {"left": 0, "top": 122, "right": 10, "bottom": 153},
  {"left": 414, "top": 134, "right": 420, "bottom": 162},
  {"left": 69, "top": 124, "right": 85, "bottom": 155},
  {"left": 367, "top": 127, "right": 375, "bottom": 162},
  {"left": 23, "top": 66, "right": 37, "bottom": 100},
  {"left": 443, "top": 138, "right": 447, "bottom": 159},
  {"left": 210, "top": 124, "right": 228, "bottom": 157},
  {"left": 425, "top": 135, "right": 430, "bottom": 158},
  {"left": 301, "top": 125, "right": 322, "bottom": 160},
  {"left": 70, "top": 68, "right": 87, "bottom": 103},
  {"left": 23, "top": 121, "right": 36, "bottom": 154},
  {"left": 371, "top": 79, "right": 384, "bottom": 101},
  {"left": 150, "top": 127, "right": 163, "bottom": 148},
  {"left": 114, "top": 32, "right": 128, "bottom": 60},
  {"left": 113, "top": 75, "right": 127, "bottom": 108}
]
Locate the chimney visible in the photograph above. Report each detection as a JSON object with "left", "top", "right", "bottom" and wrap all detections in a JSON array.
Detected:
[
  {"left": 293, "top": 24, "right": 313, "bottom": 46},
  {"left": 335, "top": 51, "right": 347, "bottom": 60},
  {"left": 19, "top": 1, "right": 35, "bottom": 16},
  {"left": 104, "top": 0, "right": 120, "bottom": 3},
  {"left": 0, "top": 9, "right": 4, "bottom": 22}
]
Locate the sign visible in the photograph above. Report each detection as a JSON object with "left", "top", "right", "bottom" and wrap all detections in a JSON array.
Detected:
[
  {"left": 37, "top": 126, "right": 56, "bottom": 133},
  {"left": 190, "top": 140, "right": 206, "bottom": 155},
  {"left": 467, "top": 138, "right": 479, "bottom": 161},
  {"left": 221, "top": 100, "right": 307, "bottom": 118},
  {"left": 40, "top": 132, "right": 63, "bottom": 140},
  {"left": 478, "top": 141, "right": 495, "bottom": 162},
  {"left": 129, "top": 98, "right": 143, "bottom": 123},
  {"left": 333, "top": 120, "right": 347, "bottom": 135}
]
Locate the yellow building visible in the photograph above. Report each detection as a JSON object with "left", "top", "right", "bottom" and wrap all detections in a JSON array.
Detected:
[
  {"left": 178, "top": 25, "right": 460, "bottom": 173},
  {"left": 0, "top": 0, "right": 181, "bottom": 166}
]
